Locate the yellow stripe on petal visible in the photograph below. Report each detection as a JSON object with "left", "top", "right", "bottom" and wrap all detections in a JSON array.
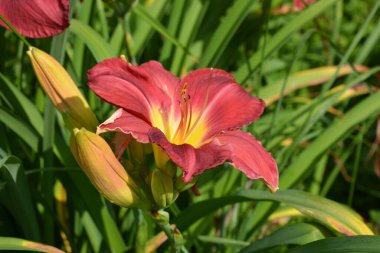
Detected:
[
  {"left": 183, "top": 120, "right": 208, "bottom": 148},
  {"left": 150, "top": 106, "right": 168, "bottom": 136}
]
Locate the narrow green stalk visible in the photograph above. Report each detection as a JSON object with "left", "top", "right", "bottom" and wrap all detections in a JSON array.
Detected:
[
  {"left": 265, "top": 31, "right": 313, "bottom": 146},
  {"left": 320, "top": 145, "right": 355, "bottom": 197},
  {"left": 310, "top": 154, "right": 328, "bottom": 195},
  {"left": 134, "top": 209, "right": 148, "bottom": 253},
  {"left": 329, "top": 0, "right": 343, "bottom": 65},
  {"left": 0, "top": 15, "right": 31, "bottom": 47},
  {"left": 160, "top": 222, "right": 176, "bottom": 251},
  {"left": 150, "top": 210, "right": 184, "bottom": 253},
  {"left": 39, "top": 31, "right": 69, "bottom": 245},
  {"left": 348, "top": 125, "right": 365, "bottom": 206},
  {"left": 255, "top": 0, "right": 272, "bottom": 97}
]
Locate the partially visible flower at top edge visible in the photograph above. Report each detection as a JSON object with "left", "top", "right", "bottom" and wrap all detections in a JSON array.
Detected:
[
  {"left": 27, "top": 47, "right": 98, "bottom": 132},
  {"left": 87, "top": 60, "right": 279, "bottom": 192},
  {"left": 293, "top": 0, "right": 315, "bottom": 10},
  {"left": 0, "top": 0, "right": 69, "bottom": 38}
]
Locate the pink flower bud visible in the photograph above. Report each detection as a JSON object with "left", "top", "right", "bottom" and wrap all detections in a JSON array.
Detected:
[
  {"left": 70, "top": 128, "right": 146, "bottom": 208},
  {"left": 27, "top": 47, "right": 98, "bottom": 131}
]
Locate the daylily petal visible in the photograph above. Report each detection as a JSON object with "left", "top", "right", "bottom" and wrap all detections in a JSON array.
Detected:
[
  {"left": 149, "top": 128, "right": 231, "bottom": 182},
  {"left": 111, "top": 132, "right": 132, "bottom": 159},
  {"left": 214, "top": 130, "right": 278, "bottom": 191},
  {"left": 88, "top": 59, "right": 179, "bottom": 124},
  {"left": 294, "top": 0, "right": 315, "bottom": 10},
  {"left": 98, "top": 108, "right": 152, "bottom": 143},
  {"left": 180, "top": 69, "right": 265, "bottom": 144},
  {"left": 0, "top": 0, "right": 69, "bottom": 38},
  {"left": 138, "top": 61, "right": 180, "bottom": 104}
]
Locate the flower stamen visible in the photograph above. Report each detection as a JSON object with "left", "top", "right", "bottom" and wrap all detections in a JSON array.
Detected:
[
  {"left": 182, "top": 70, "right": 213, "bottom": 145},
  {"left": 171, "top": 82, "right": 188, "bottom": 143},
  {"left": 171, "top": 70, "right": 213, "bottom": 147}
]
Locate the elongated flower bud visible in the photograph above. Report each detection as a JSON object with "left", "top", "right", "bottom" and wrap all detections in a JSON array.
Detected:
[
  {"left": 27, "top": 47, "right": 98, "bottom": 131},
  {"left": 70, "top": 128, "right": 145, "bottom": 208},
  {"left": 151, "top": 169, "right": 175, "bottom": 208}
]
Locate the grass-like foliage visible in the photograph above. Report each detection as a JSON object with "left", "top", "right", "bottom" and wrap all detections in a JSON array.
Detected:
[{"left": 1, "top": 0, "right": 380, "bottom": 252}]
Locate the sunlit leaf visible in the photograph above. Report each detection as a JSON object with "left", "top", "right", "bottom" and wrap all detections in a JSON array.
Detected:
[
  {"left": 239, "top": 223, "right": 326, "bottom": 253},
  {"left": 175, "top": 190, "right": 373, "bottom": 235},
  {"left": 288, "top": 236, "right": 380, "bottom": 253},
  {"left": 0, "top": 237, "right": 64, "bottom": 253},
  {"left": 69, "top": 19, "right": 116, "bottom": 62},
  {"left": 261, "top": 65, "right": 368, "bottom": 106}
]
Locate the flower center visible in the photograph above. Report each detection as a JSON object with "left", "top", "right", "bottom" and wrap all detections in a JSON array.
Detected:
[
  {"left": 172, "top": 82, "right": 208, "bottom": 147},
  {"left": 150, "top": 82, "right": 207, "bottom": 148}
]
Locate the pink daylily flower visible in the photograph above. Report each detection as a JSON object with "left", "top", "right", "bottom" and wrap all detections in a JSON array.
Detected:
[
  {"left": 293, "top": 0, "right": 315, "bottom": 10},
  {"left": 87, "top": 60, "right": 279, "bottom": 191},
  {"left": 0, "top": 0, "right": 69, "bottom": 38}
]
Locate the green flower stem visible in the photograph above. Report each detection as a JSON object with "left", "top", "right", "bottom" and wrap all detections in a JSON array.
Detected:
[
  {"left": 161, "top": 222, "right": 177, "bottom": 252},
  {"left": 150, "top": 210, "right": 185, "bottom": 253},
  {"left": 0, "top": 15, "right": 31, "bottom": 47}
]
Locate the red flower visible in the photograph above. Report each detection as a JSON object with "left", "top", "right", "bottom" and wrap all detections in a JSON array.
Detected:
[
  {"left": 294, "top": 0, "right": 315, "bottom": 10},
  {"left": 88, "top": 60, "right": 278, "bottom": 191},
  {"left": 0, "top": 0, "right": 69, "bottom": 38}
]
